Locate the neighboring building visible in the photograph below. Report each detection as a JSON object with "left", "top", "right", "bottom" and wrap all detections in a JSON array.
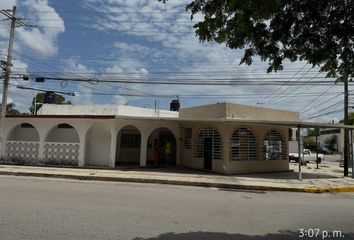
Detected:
[
  {"left": 318, "top": 128, "right": 343, "bottom": 153},
  {"left": 1, "top": 102, "right": 300, "bottom": 174}
]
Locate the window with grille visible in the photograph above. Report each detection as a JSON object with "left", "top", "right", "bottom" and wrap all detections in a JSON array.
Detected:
[
  {"left": 230, "top": 127, "right": 257, "bottom": 161},
  {"left": 263, "top": 129, "right": 286, "bottom": 160},
  {"left": 183, "top": 128, "right": 192, "bottom": 149},
  {"left": 193, "top": 126, "right": 222, "bottom": 160}
]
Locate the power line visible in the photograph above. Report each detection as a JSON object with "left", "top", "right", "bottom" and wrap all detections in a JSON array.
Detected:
[
  {"left": 305, "top": 109, "right": 343, "bottom": 120},
  {"left": 264, "top": 67, "right": 317, "bottom": 104},
  {"left": 302, "top": 98, "right": 344, "bottom": 119},
  {"left": 299, "top": 84, "right": 340, "bottom": 114},
  {"left": 18, "top": 10, "right": 191, "bottom": 15},
  {"left": 259, "top": 63, "right": 307, "bottom": 104},
  {"left": 11, "top": 76, "right": 345, "bottom": 85},
  {"left": 20, "top": 18, "right": 196, "bottom": 24},
  {"left": 16, "top": 85, "right": 75, "bottom": 96}
]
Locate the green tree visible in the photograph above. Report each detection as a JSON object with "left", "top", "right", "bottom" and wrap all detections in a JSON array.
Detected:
[
  {"left": 303, "top": 137, "right": 316, "bottom": 151},
  {"left": 29, "top": 92, "right": 72, "bottom": 114},
  {"left": 306, "top": 128, "right": 320, "bottom": 137},
  {"left": 340, "top": 112, "right": 354, "bottom": 125},
  {"left": 161, "top": 0, "right": 353, "bottom": 80},
  {"left": 0, "top": 102, "right": 20, "bottom": 115},
  {"left": 324, "top": 135, "right": 338, "bottom": 152}
]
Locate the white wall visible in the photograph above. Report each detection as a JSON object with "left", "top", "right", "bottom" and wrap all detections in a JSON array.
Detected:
[
  {"left": 3, "top": 117, "right": 181, "bottom": 168},
  {"left": 86, "top": 122, "right": 111, "bottom": 166},
  {"left": 46, "top": 126, "right": 80, "bottom": 143}
]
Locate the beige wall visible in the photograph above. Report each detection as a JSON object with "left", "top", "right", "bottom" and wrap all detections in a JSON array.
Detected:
[
  {"left": 225, "top": 103, "right": 299, "bottom": 121},
  {"left": 180, "top": 103, "right": 227, "bottom": 119},
  {"left": 180, "top": 122, "right": 289, "bottom": 174},
  {"left": 180, "top": 102, "right": 299, "bottom": 122}
]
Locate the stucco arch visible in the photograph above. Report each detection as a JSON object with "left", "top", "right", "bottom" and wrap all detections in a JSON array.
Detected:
[
  {"left": 7, "top": 123, "right": 40, "bottom": 142},
  {"left": 263, "top": 128, "right": 286, "bottom": 160},
  {"left": 194, "top": 124, "right": 223, "bottom": 161},
  {"left": 117, "top": 124, "right": 143, "bottom": 136},
  {"left": 45, "top": 123, "right": 79, "bottom": 143},
  {"left": 229, "top": 126, "right": 258, "bottom": 161},
  {"left": 116, "top": 125, "right": 142, "bottom": 166},
  {"left": 146, "top": 127, "right": 177, "bottom": 166},
  {"left": 4, "top": 123, "right": 40, "bottom": 164}
]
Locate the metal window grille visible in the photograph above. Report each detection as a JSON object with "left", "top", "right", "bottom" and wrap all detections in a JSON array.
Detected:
[
  {"left": 230, "top": 127, "right": 257, "bottom": 161},
  {"left": 263, "top": 129, "right": 286, "bottom": 160},
  {"left": 183, "top": 128, "right": 192, "bottom": 149},
  {"left": 193, "top": 125, "right": 222, "bottom": 160}
]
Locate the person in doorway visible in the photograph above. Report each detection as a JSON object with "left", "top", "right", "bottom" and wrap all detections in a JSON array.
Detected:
[
  {"left": 153, "top": 140, "right": 160, "bottom": 167},
  {"left": 164, "top": 139, "right": 171, "bottom": 166}
]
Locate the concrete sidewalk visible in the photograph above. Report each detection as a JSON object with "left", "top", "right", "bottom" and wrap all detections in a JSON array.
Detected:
[{"left": 0, "top": 163, "right": 353, "bottom": 193}]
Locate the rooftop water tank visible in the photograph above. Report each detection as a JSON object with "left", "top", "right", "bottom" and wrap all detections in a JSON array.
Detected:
[
  {"left": 170, "top": 99, "right": 180, "bottom": 112},
  {"left": 44, "top": 91, "right": 56, "bottom": 104}
]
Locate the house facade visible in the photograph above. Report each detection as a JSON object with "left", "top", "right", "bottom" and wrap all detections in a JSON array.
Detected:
[{"left": 1, "top": 102, "right": 299, "bottom": 174}]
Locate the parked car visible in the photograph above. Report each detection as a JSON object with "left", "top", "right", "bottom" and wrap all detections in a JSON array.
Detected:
[
  {"left": 289, "top": 149, "right": 324, "bottom": 164},
  {"left": 317, "top": 147, "right": 330, "bottom": 154}
]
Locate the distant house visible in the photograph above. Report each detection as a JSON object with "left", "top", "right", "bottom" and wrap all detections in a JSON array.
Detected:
[
  {"left": 318, "top": 128, "right": 343, "bottom": 152},
  {"left": 2, "top": 102, "right": 301, "bottom": 174}
]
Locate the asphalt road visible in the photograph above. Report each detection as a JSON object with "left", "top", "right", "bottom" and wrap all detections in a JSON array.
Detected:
[{"left": 0, "top": 176, "right": 353, "bottom": 240}]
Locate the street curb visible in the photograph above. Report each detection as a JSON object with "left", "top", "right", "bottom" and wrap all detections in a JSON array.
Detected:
[
  {"left": 1, "top": 171, "right": 353, "bottom": 193},
  {"left": 331, "top": 186, "right": 354, "bottom": 192},
  {"left": 304, "top": 186, "right": 354, "bottom": 193},
  {"left": 303, "top": 187, "right": 332, "bottom": 193},
  {"left": 0, "top": 171, "right": 306, "bottom": 192}
]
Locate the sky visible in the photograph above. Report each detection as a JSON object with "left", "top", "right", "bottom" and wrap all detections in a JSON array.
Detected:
[{"left": 0, "top": 0, "right": 350, "bottom": 122}]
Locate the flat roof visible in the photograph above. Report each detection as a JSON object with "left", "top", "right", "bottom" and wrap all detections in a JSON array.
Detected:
[
  {"left": 6, "top": 115, "right": 115, "bottom": 119},
  {"left": 113, "top": 115, "right": 354, "bottom": 129},
  {"left": 6, "top": 114, "right": 354, "bottom": 129}
]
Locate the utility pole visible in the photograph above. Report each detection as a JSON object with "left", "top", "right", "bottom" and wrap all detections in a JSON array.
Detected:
[
  {"left": 344, "top": 77, "right": 349, "bottom": 176},
  {"left": 0, "top": 6, "right": 17, "bottom": 159},
  {"left": 315, "top": 128, "right": 319, "bottom": 169}
]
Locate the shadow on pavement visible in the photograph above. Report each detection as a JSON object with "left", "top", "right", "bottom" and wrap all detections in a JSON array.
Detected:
[
  {"left": 117, "top": 165, "right": 217, "bottom": 175},
  {"left": 241, "top": 171, "right": 340, "bottom": 180},
  {"left": 132, "top": 231, "right": 354, "bottom": 240}
]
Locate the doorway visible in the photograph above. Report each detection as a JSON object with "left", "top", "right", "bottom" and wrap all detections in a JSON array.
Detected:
[
  {"left": 204, "top": 138, "right": 212, "bottom": 170},
  {"left": 147, "top": 128, "right": 176, "bottom": 167}
]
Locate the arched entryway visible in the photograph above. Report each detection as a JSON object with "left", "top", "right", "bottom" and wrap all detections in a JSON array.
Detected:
[
  {"left": 116, "top": 125, "right": 141, "bottom": 166},
  {"left": 86, "top": 122, "right": 111, "bottom": 166},
  {"left": 44, "top": 123, "right": 80, "bottom": 165},
  {"left": 193, "top": 125, "right": 222, "bottom": 170},
  {"left": 5, "top": 123, "right": 40, "bottom": 163},
  {"left": 146, "top": 127, "right": 176, "bottom": 167}
]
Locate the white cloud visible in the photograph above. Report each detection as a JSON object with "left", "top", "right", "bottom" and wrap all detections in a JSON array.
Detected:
[
  {"left": 0, "top": 58, "right": 33, "bottom": 113},
  {"left": 73, "top": 0, "right": 345, "bottom": 122},
  {"left": 1, "top": 0, "right": 16, "bottom": 10},
  {"left": 62, "top": 58, "right": 97, "bottom": 105},
  {"left": 16, "top": 0, "right": 65, "bottom": 57}
]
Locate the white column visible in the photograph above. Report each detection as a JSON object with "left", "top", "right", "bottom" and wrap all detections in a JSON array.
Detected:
[
  {"left": 176, "top": 136, "right": 181, "bottom": 165},
  {"left": 38, "top": 134, "right": 45, "bottom": 161},
  {"left": 109, "top": 129, "right": 118, "bottom": 167},
  {"left": 140, "top": 131, "right": 149, "bottom": 167},
  {"left": 78, "top": 131, "right": 86, "bottom": 167}
]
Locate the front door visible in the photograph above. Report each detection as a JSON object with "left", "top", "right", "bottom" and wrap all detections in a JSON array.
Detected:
[{"left": 204, "top": 138, "right": 212, "bottom": 170}]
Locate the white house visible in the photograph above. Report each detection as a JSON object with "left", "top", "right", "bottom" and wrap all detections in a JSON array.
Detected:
[{"left": 3, "top": 102, "right": 345, "bottom": 174}]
